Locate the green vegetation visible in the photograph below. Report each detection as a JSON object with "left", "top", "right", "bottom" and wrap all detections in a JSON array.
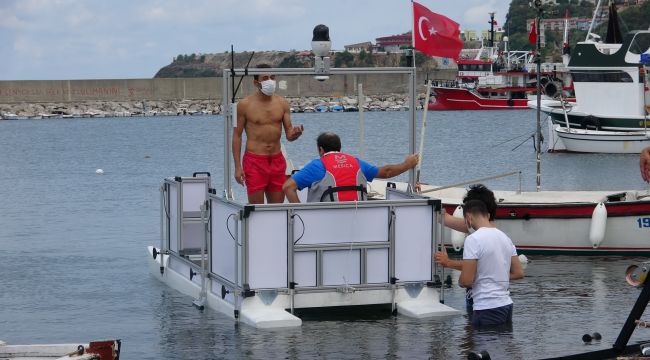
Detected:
[{"left": 278, "top": 54, "right": 308, "bottom": 68}]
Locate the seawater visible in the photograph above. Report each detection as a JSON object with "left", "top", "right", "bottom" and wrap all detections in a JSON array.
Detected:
[{"left": 0, "top": 111, "right": 648, "bottom": 359}]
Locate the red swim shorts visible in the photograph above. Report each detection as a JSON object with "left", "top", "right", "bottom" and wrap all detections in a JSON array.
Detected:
[{"left": 242, "top": 151, "right": 287, "bottom": 195}]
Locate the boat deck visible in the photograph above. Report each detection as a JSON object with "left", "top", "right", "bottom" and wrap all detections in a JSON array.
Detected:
[{"left": 369, "top": 180, "right": 649, "bottom": 205}]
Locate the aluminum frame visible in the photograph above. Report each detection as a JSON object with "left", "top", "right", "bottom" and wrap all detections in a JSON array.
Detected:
[
  {"left": 222, "top": 66, "right": 418, "bottom": 198},
  {"left": 207, "top": 194, "right": 441, "bottom": 298}
]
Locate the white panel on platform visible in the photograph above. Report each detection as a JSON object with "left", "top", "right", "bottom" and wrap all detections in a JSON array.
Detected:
[
  {"left": 294, "top": 207, "right": 388, "bottom": 245},
  {"left": 395, "top": 206, "right": 433, "bottom": 281},
  {"left": 386, "top": 189, "right": 410, "bottom": 200},
  {"left": 366, "top": 248, "right": 389, "bottom": 284},
  {"left": 323, "top": 250, "right": 360, "bottom": 286},
  {"left": 169, "top": 184, "right": 179, "bottom": 253},
  {"left": 181, "top": 221, "right": 203, "bottom": 251},
  {"left": 212, "top": 199, "right": 241, "bottom": 283},
  {"left": 248, "top": 211, "right": 288, "bottom": 289},
  {"left": 294, "top": 251, "right": 316, "bottom": 287},
  {"left": 182, "top": 182, "right": 206, "bottom": 213}
]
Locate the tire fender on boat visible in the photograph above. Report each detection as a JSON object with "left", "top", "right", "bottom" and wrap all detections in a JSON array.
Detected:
[
  {"left": 581, "top": 116, "right": 601, "bottom": 131},
  {"left": 450, "top": 205, "right": 466, "bottom": 251},
  {"left": 589, "top": 202, "right": 607, "bottom": 248}
]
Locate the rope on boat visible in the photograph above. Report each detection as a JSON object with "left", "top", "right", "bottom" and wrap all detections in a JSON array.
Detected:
[{"left": 419, "top": 171, "right": 521, "bottom": 194}]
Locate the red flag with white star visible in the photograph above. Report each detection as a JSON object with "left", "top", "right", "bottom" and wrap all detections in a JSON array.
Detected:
[{"left": 412, "top": 1, "right": 463, "bottom": 59}]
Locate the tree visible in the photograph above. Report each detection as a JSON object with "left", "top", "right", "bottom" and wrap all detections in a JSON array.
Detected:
[
  {"left": 334, "top": 51, "right": 354, "bottom": 67},
  {"left": 278, "top": 54, "right": 305, "bottom": 68}
]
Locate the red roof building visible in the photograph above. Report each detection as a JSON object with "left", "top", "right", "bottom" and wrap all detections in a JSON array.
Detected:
[{"left": 376, "top": 32, "right": 412, "bottom": 53}]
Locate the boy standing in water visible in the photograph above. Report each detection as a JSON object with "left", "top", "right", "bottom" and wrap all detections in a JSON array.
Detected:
[{"left": 457, "top": 199, "right": 524, "bottom": 327}]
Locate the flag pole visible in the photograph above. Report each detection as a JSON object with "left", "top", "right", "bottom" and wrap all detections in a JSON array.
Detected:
[
  {"left": 534, "top": 1, "right": 543, "bottom": 192},
  {"left": 411, "top": 0, "right": 428, "bottom": 190},
  {"left": 410, "top": 0, "right": 419, "bottom": 190}
]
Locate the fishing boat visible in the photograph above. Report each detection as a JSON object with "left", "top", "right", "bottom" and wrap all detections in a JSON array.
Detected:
[
  {"left": 0, "top": 339, "right": 121, "bottom": 359},
  {"left": 147, "top": 64, "right": 460, "bottom": 329},
  {"left": 372, "top": 180, "right": 650, "bottom": 255},
  {"left": 532, "top": 2, "right": 650, "bottom": 153},
  {"left": 428, "top": 14, "right": 572, "bottom": 111}
]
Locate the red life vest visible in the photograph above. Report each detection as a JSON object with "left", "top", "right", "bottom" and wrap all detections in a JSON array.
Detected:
[{"left": 318, "top": 152, "right": 366, "bottom": 201}]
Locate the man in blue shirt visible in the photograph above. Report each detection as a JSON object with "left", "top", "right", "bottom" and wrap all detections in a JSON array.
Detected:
[{"left": 283, "top": 132, "right": 419, "bottom": 202}]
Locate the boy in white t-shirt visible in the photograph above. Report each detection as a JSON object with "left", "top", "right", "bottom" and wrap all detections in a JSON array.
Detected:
[{"left": 458, "top": 199, "right": 525, "bottom": 327}]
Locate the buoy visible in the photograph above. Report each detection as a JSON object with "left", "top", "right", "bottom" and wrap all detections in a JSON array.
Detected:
[
  {"left": 589, "top": 202, "right": 607, "bottom": 248},
  {"left": 582, "top": 332, "right": 602, "bottom": 343},
  {"left": 467, "top": 350, "right": 491, "bottom": 360},
  {"left": 518, "top": 254, "right": 529, "bottom": 265},
  {"left": 95, "top": 169, "right": 104, "bottom": 175},
  {"left": 450, "top": 205, "right": 466, "bottom": 251}
]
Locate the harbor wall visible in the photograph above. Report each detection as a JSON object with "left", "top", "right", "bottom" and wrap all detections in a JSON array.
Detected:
[{"left": 0, "top": 70, "right": 456, "bottom": 104}]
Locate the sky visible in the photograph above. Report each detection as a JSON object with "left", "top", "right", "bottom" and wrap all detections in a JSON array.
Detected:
[{"left": 0, "top": 0, "right": 511, "bottom": 80}]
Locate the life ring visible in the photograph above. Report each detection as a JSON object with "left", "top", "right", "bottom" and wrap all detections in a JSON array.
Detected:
[{"left": 581, "top": 116, "right": 601, "bottom": 131}]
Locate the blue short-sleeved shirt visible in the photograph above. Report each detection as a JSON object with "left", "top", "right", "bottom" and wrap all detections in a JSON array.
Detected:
[{"left": 291, "top": 155, "right": 379, "bottom": 190}]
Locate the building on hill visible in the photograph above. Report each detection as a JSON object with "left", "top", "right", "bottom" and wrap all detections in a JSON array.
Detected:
[
  {"left": 462, "top": 30, "right": 479, "bottom": 42},
  {"left": 344, "top": 42, "right": 373, "bottom": 53},
  {"left": 375, "top": 32, "right": 412, "bottom": 53},
  {"left": 481, "top": 29, "right": 504, "bottom": 43},
  {"left": 526, "top": 17, "right": 600, "bottom": 33}
]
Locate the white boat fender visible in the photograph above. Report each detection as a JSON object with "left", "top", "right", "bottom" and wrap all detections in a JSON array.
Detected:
[
  {"left": 450, "top": 205, "right": 466, "bottom": 251},
  {"left": 518, "top": 254, "right": 529, "bottom": 265},
  {"left": 589, "top": 202, "right": 607, "bottom": 248}
]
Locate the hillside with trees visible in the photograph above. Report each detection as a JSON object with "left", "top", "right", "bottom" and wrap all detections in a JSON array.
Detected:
[{"left": 505, "top": 0, "right": 650, "bottom": 61}]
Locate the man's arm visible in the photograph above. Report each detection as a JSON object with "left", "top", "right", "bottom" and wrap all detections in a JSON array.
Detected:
[
  {"left": 283, "top": 178, "right": 301, "bottom": 203},
  {"left": 641, "top": 147, "right": 650, "bottom": 182},
  {"left": 458, "top": 259, "right": 477, "bottom": 288},
  {"left": 232, "top": 101, "right": 246, "bottom": 185},
  {"left": 281, "top": 99, "right": 303, "bottom": 142},
  {"left": 509, "top": 255, "right": 524, "bottom": 280},
  {"left": 444, "top": 212, "right": 468, "bottom": 233},
  {"left": 375, "top": 153, "right": 419, "bottom": 179}
]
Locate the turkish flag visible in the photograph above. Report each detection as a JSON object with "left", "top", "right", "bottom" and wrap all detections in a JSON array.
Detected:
[
  {"left": 529, "top": 21, "right": 537, "bottom": 45},
  {"left": 412, "top": 2, "right": 463, "bottom": 59}
]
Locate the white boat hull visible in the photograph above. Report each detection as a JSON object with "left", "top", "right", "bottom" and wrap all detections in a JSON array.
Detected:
[
  {"left": 371, "top": 180, "right": 650, "bottom": 255},
  {"left": 554, "top": 125, "right": 650, "bottom": 154}
]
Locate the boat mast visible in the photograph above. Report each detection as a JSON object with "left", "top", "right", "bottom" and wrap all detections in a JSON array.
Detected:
[
  {"left": 562, "top": 9, "right": 571, "bottom": 66},
  {"left": 585, "top": 0, "right": 603, "bottom": 42},
  {"left": 488, "top": 12, "right": 496, "bottom": 48},
  {"left": 534, "top": 1, "right": 543, "bottom": 192}
]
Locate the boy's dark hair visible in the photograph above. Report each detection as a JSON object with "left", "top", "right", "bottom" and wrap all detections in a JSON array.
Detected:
[
  {"left": 253, "top": 63, "right": 272, "bottom": 81},
  {"left": 317, "top": 132, "right": 342, "bottom": 153},
  {"left": 462, "top": 199, "right": 489, "bottom": 217},
  {"left": 463, "top": 184, "right": 497, "bottom": 221}
]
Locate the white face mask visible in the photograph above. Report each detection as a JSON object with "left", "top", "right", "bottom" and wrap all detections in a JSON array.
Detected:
[{"left": 260, "top": 79, "right": 276, "bottom": 96}]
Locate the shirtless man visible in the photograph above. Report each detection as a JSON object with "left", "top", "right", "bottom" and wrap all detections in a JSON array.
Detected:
[{"left": 233, "top": 64, "right": 304, "bottom": 204}]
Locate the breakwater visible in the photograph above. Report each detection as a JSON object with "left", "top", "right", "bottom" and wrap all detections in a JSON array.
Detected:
[
  {"left": 0, "top": 94, "right": 421, "bottom": 119},
  {"left": 0, "top": 71, "right": 454, "bottom": 118}
]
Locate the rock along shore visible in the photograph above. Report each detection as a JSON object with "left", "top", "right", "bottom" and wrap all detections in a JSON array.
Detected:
[{"left": 0, "top": 94, "right": 427, "bottom": 119}]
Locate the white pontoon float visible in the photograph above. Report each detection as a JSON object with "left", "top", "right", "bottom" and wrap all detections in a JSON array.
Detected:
[{"left": 147, "top": 65, "right": 460, "bottom": 328}]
